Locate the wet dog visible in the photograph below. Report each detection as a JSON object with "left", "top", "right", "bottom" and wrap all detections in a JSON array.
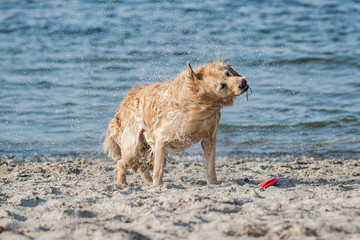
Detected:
[{"left": 104, "top": 60, "right": 249, "bottom": 186}]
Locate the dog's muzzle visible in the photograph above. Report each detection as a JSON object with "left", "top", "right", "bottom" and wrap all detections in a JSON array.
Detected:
[
  {"left": 237, "top": 79, "right": 249, "bottom": 96},
  {"left": 241, "top": 84, "right": 249, "bottom": 93}
]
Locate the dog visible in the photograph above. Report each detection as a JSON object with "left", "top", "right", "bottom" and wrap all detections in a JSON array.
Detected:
[{"left": 104, "top": 60, "right": 249, "bottom": 186}]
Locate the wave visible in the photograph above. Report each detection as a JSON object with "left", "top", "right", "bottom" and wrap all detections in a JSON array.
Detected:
[
  {"left": 219, "top": 120, "right": 347, "bottom": 131},
  {"left": 247, "top": 57, "right": 360, "bottom": 68}
]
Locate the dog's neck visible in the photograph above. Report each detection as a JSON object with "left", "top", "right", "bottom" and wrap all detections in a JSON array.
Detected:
[{"left": 170, "top": 73, "right": 223, "bottom": 119}]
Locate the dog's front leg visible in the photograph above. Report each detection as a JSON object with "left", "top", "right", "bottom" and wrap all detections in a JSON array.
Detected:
[
  {"left": 152, "top": 140, "right": 166, "bottom": 186},
  {"left": 201, "top": 136, "right": 218, "bottom": 185}
]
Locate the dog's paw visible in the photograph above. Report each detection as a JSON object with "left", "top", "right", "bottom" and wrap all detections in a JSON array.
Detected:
[
  {"left": 207, "top": 179, "right": 218, "bottom": 185},
  {"left": 116, "top": 179, "right": 127, "bottom": 185}
]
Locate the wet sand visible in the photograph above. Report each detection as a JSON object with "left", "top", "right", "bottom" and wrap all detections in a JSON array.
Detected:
[{"left": 1, "top": 157, "right": 360, "bottom": 239}]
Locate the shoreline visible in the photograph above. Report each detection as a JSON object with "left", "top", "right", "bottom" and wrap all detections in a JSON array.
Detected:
[
  {"left": 1, "top": 151, "right": 358, "bottom": 164},
  {"left": 1, "top": 157, "right": 360, "bottom": 239}
]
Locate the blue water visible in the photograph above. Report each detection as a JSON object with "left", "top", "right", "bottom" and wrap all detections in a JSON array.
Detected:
[{"left": 1, "top": 0, "right": 359, "bottom": 160}]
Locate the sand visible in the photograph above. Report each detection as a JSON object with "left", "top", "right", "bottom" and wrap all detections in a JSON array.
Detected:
[{"left": 1, "top": 156, "right": 360, "bottom": 240}]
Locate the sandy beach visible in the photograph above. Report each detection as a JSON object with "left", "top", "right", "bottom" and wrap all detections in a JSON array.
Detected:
[{"left": 1, "top": 157, "right": 359, "bottom": 239}]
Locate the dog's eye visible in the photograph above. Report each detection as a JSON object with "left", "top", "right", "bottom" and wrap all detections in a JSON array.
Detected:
[
  {"left": 225, "top": 71, "right": 232, "bottom": 77},
  {"left": 220, "top": 83, "right": 227, "bottom": 90}
]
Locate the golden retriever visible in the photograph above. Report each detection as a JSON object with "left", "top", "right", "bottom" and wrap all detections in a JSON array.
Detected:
[{"left": 104, "top": 60, "right": 249, "bottom": 186}]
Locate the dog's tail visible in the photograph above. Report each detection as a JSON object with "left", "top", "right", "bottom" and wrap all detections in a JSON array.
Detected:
[{"left": 103, "top": 118, "right": 122, "bottom": 161}]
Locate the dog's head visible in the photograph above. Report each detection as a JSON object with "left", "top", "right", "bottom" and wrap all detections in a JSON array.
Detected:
[{"left": 187, "top": 60, "right": 249, "bottom": 106}]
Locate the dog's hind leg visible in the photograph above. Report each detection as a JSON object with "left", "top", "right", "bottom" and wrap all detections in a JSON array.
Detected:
[
  {"left": 104, "top": 118, "right": 128, "bottom": 184},
  {"left": 137, "top": 128, "right": 153, "bottom": 184},
  {"left": 139, "top": 163, "right": 152, "bottom": 185},
  {"left": 103, "top": 119, "right": 122, "bottom": 161},
  {"left": 116, "top": 160, "right": 128, "bottom": 184}
]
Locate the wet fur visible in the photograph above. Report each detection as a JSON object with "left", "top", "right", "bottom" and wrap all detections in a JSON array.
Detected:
[{"left": 104, "top": 60, "right": 248, "bottom": 185}]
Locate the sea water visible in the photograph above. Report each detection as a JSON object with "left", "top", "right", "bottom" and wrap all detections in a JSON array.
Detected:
[{"left": 1, "top": 0, "right": 359, "bottom": 160}]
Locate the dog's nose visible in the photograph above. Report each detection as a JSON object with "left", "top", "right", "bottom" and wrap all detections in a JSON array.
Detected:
[{"left": 239, "top": 79, "right": 247, "bottom": 89}]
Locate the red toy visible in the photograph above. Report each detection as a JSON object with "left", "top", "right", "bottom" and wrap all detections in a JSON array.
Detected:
[{"left": 258, "top": 177, "right": 279, "bottom": 189}]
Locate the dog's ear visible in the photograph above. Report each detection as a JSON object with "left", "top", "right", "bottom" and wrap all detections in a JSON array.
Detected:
[{"left": 187, "top": 62, "right": 201, "bottom": 81}]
